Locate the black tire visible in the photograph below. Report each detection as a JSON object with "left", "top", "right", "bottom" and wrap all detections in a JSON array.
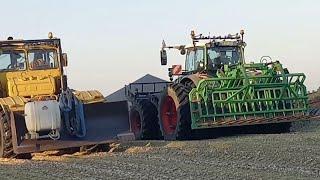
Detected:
[
  {"left": 129, "top": 99, "right": 162, "bottom": 140},
  {"left": 159, "top": 83, "right": 192, "bottom": 140},
  {"left": 0, "top": 107, "right": 32, "bottom": 159},
  {"left": 0, "top": 106, "right": 14, "bottom": 158}
]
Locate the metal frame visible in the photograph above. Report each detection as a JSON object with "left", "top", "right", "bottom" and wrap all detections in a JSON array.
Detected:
[
  {"left": 189, "top": 62, "right": 310, "bottom": 129},
  {"left": 125, "top": 82, "right": 171, "bottom": 102}
]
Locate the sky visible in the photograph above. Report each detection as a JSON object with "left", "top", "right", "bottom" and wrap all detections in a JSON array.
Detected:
[{"left": 1, "top": 0, "right": 319, "bottom": 95}]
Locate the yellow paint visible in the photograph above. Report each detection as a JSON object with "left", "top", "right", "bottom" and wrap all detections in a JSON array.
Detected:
[
  {"left": 0, "top": 67, "right": 61, "bottom": 112},
  {"left": 74, "top": 90, "right": 105, "bottom": 104},
  {"left": 0, "top": 39, "right": 105, "bottom": 112},
  {"left": 0, "top": 96, "right": 27, "bottom": 111},
  {"left": 0, "top": 69, "right": 61, "bottom": 98}
]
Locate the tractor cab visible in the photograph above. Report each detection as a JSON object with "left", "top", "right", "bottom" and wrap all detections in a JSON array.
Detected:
[
  {"left": 160, "top": 30, "right": 246, "bottom": 78},
  {"left": 184, "top": 42, "right": 243, "bottom": 75},
  {"left": 0, "top": 34, "right": 68, "bottom": 98}
]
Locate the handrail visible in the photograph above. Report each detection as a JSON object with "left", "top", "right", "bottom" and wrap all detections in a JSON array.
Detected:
[{"left": 125, "top": 81, "right": 171, "bottom": 99}]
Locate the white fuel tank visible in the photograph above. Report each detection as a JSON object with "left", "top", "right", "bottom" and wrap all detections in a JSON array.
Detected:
[{"left": 25, "top": 100, "right": 61, "bottom": 133}]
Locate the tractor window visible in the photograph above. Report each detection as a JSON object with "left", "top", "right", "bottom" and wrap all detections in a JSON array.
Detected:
[
  {"left": 0, "top": 50, "right": 26, "bottom": 71},
  {"left": 195, "top": 49, "right": 204, "bottom": 68},
  {"left": 207, "top": 47, "right": 240, "bottom": 66},
  {"left": 28, "top": 49, "right": 58, "bottom": 70},
  {"left": 186, "top": 50, "right": 195, "bottom": 71},
  {"left": 185, "top": 48, "right": 204, "bottom": 72}
]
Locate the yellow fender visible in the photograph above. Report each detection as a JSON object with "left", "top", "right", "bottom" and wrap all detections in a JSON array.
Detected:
[{"left": 73, "top": 90, "right": 105, "bottom": 104}]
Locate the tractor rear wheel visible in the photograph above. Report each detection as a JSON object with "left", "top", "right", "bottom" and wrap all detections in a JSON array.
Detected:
[
  {"left": 129, "top": 99, "right": 162, "bottom": 140},
  {"left": 159, "top": 83, "right": 192, "bottom": 140}
]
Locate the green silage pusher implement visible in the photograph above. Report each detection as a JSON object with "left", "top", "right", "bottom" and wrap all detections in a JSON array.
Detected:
[{"left": 189, "top": 62, "right": 309, "bottom": 129}]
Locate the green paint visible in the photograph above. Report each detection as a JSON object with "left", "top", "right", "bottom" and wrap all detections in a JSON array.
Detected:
[{"left": 189, "top": 62, "right": 308, "bottom": 129}]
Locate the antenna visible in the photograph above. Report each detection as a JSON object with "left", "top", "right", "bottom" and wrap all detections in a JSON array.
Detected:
[{"left": 240, "top": 30, "right": 244, "bottom": 42}]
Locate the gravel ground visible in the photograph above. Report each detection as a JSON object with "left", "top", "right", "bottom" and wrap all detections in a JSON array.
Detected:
[{"left": 0, "top": 121, "right": 320, "bottom": 180}]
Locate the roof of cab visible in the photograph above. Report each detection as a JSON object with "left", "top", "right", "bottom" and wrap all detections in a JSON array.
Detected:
[{"left": 0, "top": 38, "right": 61, "bottom": 47}]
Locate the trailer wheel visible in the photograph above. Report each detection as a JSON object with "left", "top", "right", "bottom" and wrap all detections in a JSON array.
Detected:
[
  {"left": 0, "top": 107, "right": 32, "bottom": 159},
  {"left": 159, "top": 83, "right": 192, "bottom": 140},
  {"left": 129, "top": 99, "right": 161, "bottom": 140}
]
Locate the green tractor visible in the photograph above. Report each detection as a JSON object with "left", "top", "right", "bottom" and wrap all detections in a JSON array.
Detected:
[{"left": 127, "top": 30, "right": 317, "bottom": 140}]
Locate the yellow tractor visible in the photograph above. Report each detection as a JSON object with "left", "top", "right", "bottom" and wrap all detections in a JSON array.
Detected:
[{"left": 0, "top": 33, "right": 130, "bottom": 158}]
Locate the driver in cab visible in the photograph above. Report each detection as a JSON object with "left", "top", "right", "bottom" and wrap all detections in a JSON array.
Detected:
[
  {"left": 7, "top": 51, "right": 25, "bottom": 70},
  {"left": 208, "top": 52, "right": 225, "bottom": 74},
  {"left": 8, "top": 52, "right": 20, "bottom": 69},
  {"left": 30, "top": 52, "right": 50, "bottom": 69}
]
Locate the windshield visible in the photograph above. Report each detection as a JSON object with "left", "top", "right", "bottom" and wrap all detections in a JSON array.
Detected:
[
  {"left": 207, "top": 46, "right": 241, "bottom": 67},
  {"left": 28, "top": 49, "right": 58, "bottom": 70},
  {"left": 0, "top": 50, "right": 26, "bottom": 71}
]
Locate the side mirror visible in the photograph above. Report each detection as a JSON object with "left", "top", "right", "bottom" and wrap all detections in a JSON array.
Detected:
[
  {"left": 61, "top": 53, "right": 68, "bottom": 67},
  {"left": 160, "top": 49, "right": 167, "bottom": 65}
]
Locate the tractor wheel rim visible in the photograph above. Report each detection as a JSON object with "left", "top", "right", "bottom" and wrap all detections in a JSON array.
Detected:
[
  {"left": 131, "top": 111, "right": 141, "bottom": 135},
  {"left": 161, "top": 96, "right": 177, "bottom": 135}
]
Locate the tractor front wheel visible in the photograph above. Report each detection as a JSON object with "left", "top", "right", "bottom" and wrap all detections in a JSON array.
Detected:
[
  {"left": 159, "top": 83, "right": 192, "bottom": 140},
  {"left": 0, "top": 107, "right": 14, "bottom": 158},
  {"left": 0, "top": 107, "right": 32, "bottom": 159}
]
